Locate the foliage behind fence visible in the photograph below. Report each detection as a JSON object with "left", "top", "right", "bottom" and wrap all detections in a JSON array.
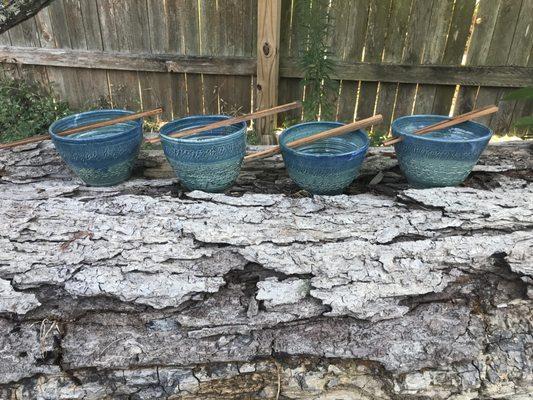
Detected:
[{"left": 0, "top": 0, "right": 532, "bottom": 137}]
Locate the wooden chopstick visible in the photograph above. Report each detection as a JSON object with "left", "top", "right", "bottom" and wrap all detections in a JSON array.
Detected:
[
  {"left": 244, "top": 114, "right": 383, "bottom": 162},
  {"left": 145, "top": 101, "right": 302, "bottom": 143},
  {"left": 382, "top": 105, "right": 499, "bottom": 146},
  {"left": 0, "top": 108, "right": 163, "bottom": 150}
]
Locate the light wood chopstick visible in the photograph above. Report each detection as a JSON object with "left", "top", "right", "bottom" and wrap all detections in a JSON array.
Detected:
[
  {"left": 382, "top": 105, "right": 499, "bottom": 146},
  {"left": 145, "top": 101, "right": 302, "bottom": 143},
  {"left": 244, "top": 114, "right": 383, "bottom": 162},
  {"left": 0, "top": 108, "right": 163, "bottom": 150}
]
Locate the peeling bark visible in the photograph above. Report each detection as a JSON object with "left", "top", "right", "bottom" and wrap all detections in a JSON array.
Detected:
[{"left": 0, "top": 142, "right": 532, "bottom": 399}]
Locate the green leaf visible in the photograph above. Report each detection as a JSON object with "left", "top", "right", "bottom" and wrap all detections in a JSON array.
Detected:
[
  {"left": 514, "top": 116, "right": 533, "bottom": 127},
  {"left": 503, "top": 87, "right": 533, "bottom": 101}
]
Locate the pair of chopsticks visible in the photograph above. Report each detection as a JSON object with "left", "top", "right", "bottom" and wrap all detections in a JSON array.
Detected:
[
  {"left": 0, "top": 101, "right": 383, "bottom": 162},
  {"left": 0, "top": 108, "right": 164, "bottom": 150},
  {"left": 382, "top": 105, "right": 499, "bottom": 146},
  {"left": 0, "top": 102, "right": 302, "bottom": 150}
]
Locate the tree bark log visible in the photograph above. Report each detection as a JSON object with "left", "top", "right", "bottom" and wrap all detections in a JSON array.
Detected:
[
  {"left": 0, "top": 0, "right": 54, "bottom": 34},
  {"left": 0, "top": 141, "right": 531, "bottom": 399}
]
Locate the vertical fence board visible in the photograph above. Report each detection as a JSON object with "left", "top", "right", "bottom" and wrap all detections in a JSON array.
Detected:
[
  {"left": 474, "top": 0, "right": 525, "bottom": 128},
  {"left": 330, "top": 0, "right": 370, "bottom": 123},
  {"left": 75, "top": 0, "right": 109, "bottom": 108},
  {"left": 356, "top": 0, "right": 392, "bottom": 123},
  {"left": 199, "top": 0, "right": 221, "bottom": 115},
  {"left": 58, "top": 0, "right": 108, "bottom": 109},
  {"left": 138, "top": 0, "right": 173, "bottom": 121},
  {"left": 166, "top": 0, "right": 193, "bottom": 118},
  {"left": 7, "top": 18, "right": 49, "bottom": 84},
  {"left": 97, "top": 0, "right": 142, "bottom": 110},
  {"left": 431, "top": 0, "right": 475, "bottom": 115},
  {"left": 45, "top": 0, "right": 85, "bottom": 108},
  {"left": 393, "top": 0, "right": 434, "bottom": 119},
  {"left": 1, "top": 0, "right": 531, "bottom": 135},
  {"left": 375, "top": 0, "right": 413, "bottom": 132},
  {"left": 412, "top": 0, "right": 454, "bottom": 114},
  {"left": 510, "top": 1, "right": 533, "bottom": 138},
  {"left": 491, "top": 0, "right": 533, "bottom": 133},
  {"left": 277, "top": 0, "right": 303, "bottom": 127},
  {"left": 256, "top": 0, "right": 281, "bottom": 142},
  {"left": 456, "top": 0, "right": 502, "bottom": 116}
]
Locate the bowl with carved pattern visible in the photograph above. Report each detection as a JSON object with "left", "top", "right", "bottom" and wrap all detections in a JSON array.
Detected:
[
  {"left": 160, "top": 115, "right": 247, "bottom": 192},
  {"left": 279, "top": 121, "right": 369, "bottom": 195},
  {"left": 49, "top": 109, "right": 143, "bottom": 186},
  {"left": 391, "top": 115, "right": 493, "bottom": 188}
]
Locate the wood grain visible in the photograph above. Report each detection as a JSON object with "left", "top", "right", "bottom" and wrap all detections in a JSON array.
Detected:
[{"left": 256, "top": 0, "right": 282, "bottom": 144}]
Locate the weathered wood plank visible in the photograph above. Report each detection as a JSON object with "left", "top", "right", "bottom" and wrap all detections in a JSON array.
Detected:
[
  {"left": 6, "top": 16, "right": 48, "bottom": 84},
  {"left": 97, "top": 0, "right": 141, "bottom": 110},
  {"left": 412, "top": 0, "right": 454, "bottom": 114},
  {"left": 455, "top": 0, "right": 502, "bottom": 116},
  {"left": 474, "top": 0, "right": 523, "bottom": 127},
  {"left": 256, "top": 0, "right": 282, "bottom": 143},
  {"left": 199, "top": 0, "right": 222, "bottom": 115},
  {"left": 171, "top": 0, "right": 201, "bottom": 116},
  {"left": 3, "top": 45, "right": 533, "bottom": 88},
  {"left": 393, "top": 0, "right": 434, "bottom": 119},
  {"left": 356, "top": 0, "right": 392, "bottom": 122},
  {"left": 487, "top": 0, "right": 532, "bottom": 132},
  {"left": 431, "top": 0, "right": 475, "bottom": 115},
  {"left": 330, "top": 0, "right": 369, "bottom": 123},
  {"left": 375, "top": 0, "right": 413, "bottom": 132},
  {"left": 138, "top": 0, "right": 174, "bottom": 121},
  {"left": 277, "top": 0, "right": 303, "bottom": 128}
]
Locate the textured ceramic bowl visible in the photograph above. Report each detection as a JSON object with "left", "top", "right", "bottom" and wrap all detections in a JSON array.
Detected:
[
  {"left": 49, "top": 109, "right": 143, "bottom": 186},
  {"left": 160, "top": 115, "right": 247, "bottom": 192},
  {"left": 279, "top": 121, "right": 369, "bottom": 195},
  {"left": 392, "top": 115, "right": 493, "bottom": 188}
]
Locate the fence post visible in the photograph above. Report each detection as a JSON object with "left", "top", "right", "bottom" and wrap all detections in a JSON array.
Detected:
[{"left": 256, "top": 0, "right": 282, "bottom": 144}]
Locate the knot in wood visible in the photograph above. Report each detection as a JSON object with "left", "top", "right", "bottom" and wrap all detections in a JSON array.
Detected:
[{"left": 262, "top": 42, "right": 271, "bottom": 57}]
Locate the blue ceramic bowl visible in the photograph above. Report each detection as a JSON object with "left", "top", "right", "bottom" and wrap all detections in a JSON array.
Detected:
[
  {"left": 279, "top": 121, "right": 369, "bottom": 195},
  {"left": 49, "top": 109, "right": 143, "bottom": 186},
  {"left": 392, "top": 115, "right": 493, "bottom": 188},
  {"left": 160, "top": 115, "right": 247, "bottom": 192}
]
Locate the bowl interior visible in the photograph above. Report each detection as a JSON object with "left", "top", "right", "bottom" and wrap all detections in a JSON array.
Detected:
[
  {"left": 280, "top": 122, "right": 369, "bottom": 158},
  {"left": 160, "top": 115, "right": 246, "bottom": 143},
  {"left": 392, "top": 115, "right": 493, "bottom": 143},
  {"left": 49, "top": 110, "right": 140, "bottom": 142}
]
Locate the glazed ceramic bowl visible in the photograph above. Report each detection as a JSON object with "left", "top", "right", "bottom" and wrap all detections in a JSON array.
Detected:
[
  {"left": 391, "top": 115, "right": 493, "bottom": 188},
  {"left": 49, "top": 109, "right": 143, "bottom": 186},
  {"left": 160, "top": 115, "right": 247, "bottom": 192},
  {"left": 279, "top": 121, "right": 369, "bottom": 195}
]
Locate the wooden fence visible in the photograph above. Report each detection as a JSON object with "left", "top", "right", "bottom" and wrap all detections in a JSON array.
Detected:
[{"left": 0, "top": 0, "right": 532, "bottom": 141}]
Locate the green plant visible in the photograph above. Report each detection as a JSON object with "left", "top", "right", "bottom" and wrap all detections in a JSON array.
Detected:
[
  {"left": 0, "top": 77, "right": 70, "bottom": 143},
  {"left": 296, "top": 0, "right": 337, "bottom": 121},
  {"left": 504, "top": 87, "right": 533, "bottom": 133},
  {"left": 369, "top": 129, "right": 386, "bottom": 147}
]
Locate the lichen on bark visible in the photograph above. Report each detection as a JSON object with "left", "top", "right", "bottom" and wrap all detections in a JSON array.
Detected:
[{"left": 0, "top": 141, "right": 531, "bottom": 399}]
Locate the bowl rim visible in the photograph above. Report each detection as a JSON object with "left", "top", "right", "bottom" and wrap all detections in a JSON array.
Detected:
[
  {"left": 279, "top": 121, "right": 369, "bottom": 158},
  {"left": 49, "top": 109, "right": 141, "bottom": 143},
  {"left": 160, "top": 114, "right": 247, "bottom": 144},
  {"left": 392, "top": 114, "right": 493, "bottom": 144}
]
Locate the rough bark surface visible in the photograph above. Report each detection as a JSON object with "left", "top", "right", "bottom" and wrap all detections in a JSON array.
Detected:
[
  {"left": 0, "top": 0, "right": 54, "bottom": 34},
  {"left": 0, "top": 141, "right": 531, "bottom": 399}
]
